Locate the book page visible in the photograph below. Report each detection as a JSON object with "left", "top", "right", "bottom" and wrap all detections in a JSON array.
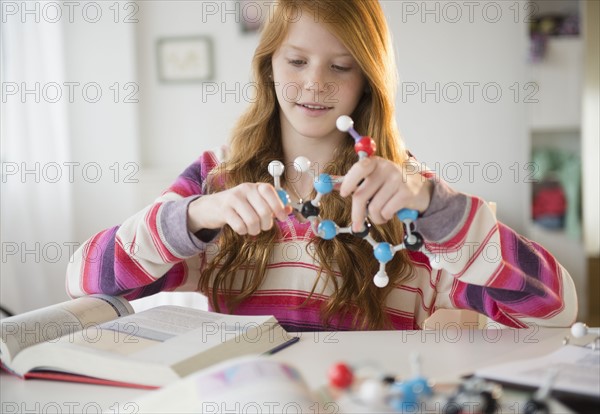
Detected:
[
  {"left": 129, "top": 309, "right": 279, "bottom": 369},
  {"left": 99, "top": 305, "right": 223, "bottom": 342},
  {"left": 58, "top": 306, "right": 277, "bottom": 358},
  {"left": 476, "top": 345, "right": 600, "bottom": 399},
  {"left": 58, "top": 306, "right": 228, "bottom": 357},
  {"left": 0, "top": 295, "right": 132, "bottom": 364}
]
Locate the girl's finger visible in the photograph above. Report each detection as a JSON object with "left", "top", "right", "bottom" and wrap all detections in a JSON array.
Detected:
[
  {"left": 224, "top": 207, "right": 249, "bottom": 235},
  {"left": 367, "top": 179, "right": 399, "bottom": 224},
  {"left": 247, "top": 189, "right": 278, "bottom": 231},
  {"left": 234, "top": 199, "right": 263, "bottom": 236},
  {"left": 339, "top": 157, "right": 377, "bottom": 197},
  {"left": 257, "top": 183, "right": 290, "bottom": 222}
]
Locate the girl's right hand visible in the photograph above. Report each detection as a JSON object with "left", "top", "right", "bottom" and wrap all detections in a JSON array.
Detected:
[{"left": 187, "top": 183, "right": 292, "bottom": 236}]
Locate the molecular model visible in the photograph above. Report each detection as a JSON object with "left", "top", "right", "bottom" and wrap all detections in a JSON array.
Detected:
[{"left": 268, "top": 115, "right": 439, "bottom": 288}]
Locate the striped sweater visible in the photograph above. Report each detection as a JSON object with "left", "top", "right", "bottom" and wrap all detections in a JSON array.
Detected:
[{"left": 66, "top": 150, "right": 578, "bottom": 331}]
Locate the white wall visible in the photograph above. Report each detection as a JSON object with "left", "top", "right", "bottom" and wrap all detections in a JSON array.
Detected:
[
  {"left": 131, "top": 0, "right": 269, "bottom": 214},
  {"left": 62, "top": 3, "right": 141, "bottom": 243},
  {"left": 136, "top": 0, "right": 259, "bottom": 170},
  {"left": 1, "top": 1, "right": 141, "bottom": 314},
  {"left": 136, "top": 1, "right": 530, "bottom": 233},
  {"left": 384, "top": 1, "right": 529, "bottom": 233}
]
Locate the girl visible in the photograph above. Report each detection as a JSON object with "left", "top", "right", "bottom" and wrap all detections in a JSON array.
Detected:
[{"left": 67, "top": 0, "right": 577, "bottom": 331}]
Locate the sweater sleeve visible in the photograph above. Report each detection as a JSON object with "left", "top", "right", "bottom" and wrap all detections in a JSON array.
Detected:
[
  {"left": 416, "top": 177, "right": 578, "bottom": 328},
  {"left": 66, "top": 151, "right": 222, "bottom": 301}
]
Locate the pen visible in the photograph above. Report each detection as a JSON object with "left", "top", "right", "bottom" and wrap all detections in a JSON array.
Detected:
[{"left": 263, "top": 336, "right": 300, "bottom": 355}]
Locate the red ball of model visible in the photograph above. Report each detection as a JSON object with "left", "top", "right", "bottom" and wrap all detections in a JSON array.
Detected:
[
  {"left": 328, "top": 362, "right": 354, "bottom": 389},
  {"left": 355, "top": 137, "right": 376, "bottom": 157}
]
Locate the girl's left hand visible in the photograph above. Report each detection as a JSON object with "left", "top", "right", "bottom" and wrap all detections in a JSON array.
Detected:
[{"left": 339, "top": 157, "right": 433, "bottom": 232}]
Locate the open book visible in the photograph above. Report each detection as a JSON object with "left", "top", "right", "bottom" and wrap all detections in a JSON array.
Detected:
[{"left": 0, "top": 295, "right": 293, "bottom": 389}]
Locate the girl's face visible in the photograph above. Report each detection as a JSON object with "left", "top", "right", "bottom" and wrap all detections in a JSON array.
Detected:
[{"left": 271, "top": 11, "right": 366, "bottom": 142}]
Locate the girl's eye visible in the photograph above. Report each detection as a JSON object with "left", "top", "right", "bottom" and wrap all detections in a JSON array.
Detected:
[
  {"left": 288, "top": 59, "right": 305, "bottom": 66},
  {"left": 332, "top": 65, "right": 351, "bottom": 72}
]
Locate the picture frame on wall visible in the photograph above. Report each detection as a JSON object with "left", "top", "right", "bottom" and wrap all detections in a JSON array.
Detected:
[
  {"left": 156, "top": 36, "right": 215, "bottom": 83},
  {"left": 239, "top": 0, "right": 267, "bottom": 33}
]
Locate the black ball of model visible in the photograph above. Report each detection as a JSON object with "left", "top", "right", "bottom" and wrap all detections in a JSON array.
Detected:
[
  {"left": 351, "top": 221, "right": 371, "bottom": 239},
  {"left": 403, "top": 231, "right": 424, "bottom": 251},
  {"left": 300, "top": 201, "right": 320, "bottom": 219}
]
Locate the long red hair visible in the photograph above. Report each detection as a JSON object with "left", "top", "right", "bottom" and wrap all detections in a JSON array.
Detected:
[{"left": 199, "top": 0, "right": 413, "bottom": 329}]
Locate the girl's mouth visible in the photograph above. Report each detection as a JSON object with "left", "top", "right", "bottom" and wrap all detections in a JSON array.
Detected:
[{"left": 297, "top": 103, "right": 333, "bottom": 115}]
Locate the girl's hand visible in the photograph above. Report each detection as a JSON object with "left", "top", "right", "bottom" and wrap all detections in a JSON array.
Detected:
[
  {"left": 339, "top": 157, "right": 432, "bottom": 232},
  {"left": 187, "top": 183, "right": 292, "bottom": 236}
]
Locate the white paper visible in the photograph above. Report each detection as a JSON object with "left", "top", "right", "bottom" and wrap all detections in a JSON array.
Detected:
[{"left": 476, "top": 345, "right": 600, "bottom": 398}]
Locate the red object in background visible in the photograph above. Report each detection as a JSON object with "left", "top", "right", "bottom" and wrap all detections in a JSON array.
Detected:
[
  {"left": 532, "top": 186, "right": 567, "bottom": 219},
  {"left": 328, "top": 362, "right": 354, "bottom": 389}
]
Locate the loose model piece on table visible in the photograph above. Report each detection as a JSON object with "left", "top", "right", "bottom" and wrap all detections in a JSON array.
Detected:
[{"left": 570, "top": 322, "right": 600, "bottom": 340}]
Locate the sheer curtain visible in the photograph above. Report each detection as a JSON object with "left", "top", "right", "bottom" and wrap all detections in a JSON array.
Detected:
[{"left": 1, "top": 11, "right": 73, "bottom": 314}]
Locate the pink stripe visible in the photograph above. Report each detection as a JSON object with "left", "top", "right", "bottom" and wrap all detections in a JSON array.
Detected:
[
  {"left": 163, "top": 262, "right": 187, "bottom": 291},
  {"left": 453, "top": 225, "right": 498, "bottom": 279},
  {"left": 268, "top": 262, "right": 320, "bottom": 270},
  {"left": 267, "top": 262, "right": 342, "bottom": 277},
  {"left": 81, "top": 231, "right": 109, "bottom": 294},
  {"left": 145, "top": 203, "right": 179, "bottom": 263},
  {"left": 398, "top": 286, "right": 431, "bottom": 313},
  {"left": 113, "top": 237, "right": 155, "bottom": 288}
]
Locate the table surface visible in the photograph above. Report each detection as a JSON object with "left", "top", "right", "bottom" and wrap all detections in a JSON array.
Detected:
[{"left": 0, "top": 327, "right": 588, "bottom": 412}]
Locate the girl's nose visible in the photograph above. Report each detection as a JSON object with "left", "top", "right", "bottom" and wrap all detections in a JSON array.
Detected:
[{"left": 303, "top": 66, "right": 328, "bottom": 92}]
